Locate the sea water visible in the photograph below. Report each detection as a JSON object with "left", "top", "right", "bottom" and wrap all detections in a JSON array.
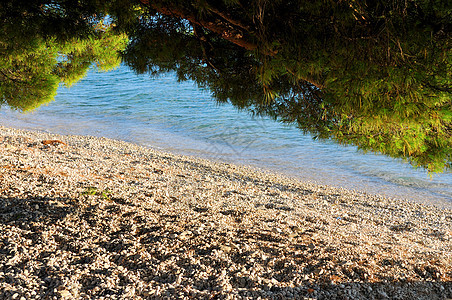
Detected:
[{"left": 1, "top": 65, "right": 451, "bottom": 208}]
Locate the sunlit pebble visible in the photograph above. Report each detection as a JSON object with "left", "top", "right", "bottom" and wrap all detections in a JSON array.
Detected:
[{"left": 0, "top": 126, "right": 450, "bottom": 299}]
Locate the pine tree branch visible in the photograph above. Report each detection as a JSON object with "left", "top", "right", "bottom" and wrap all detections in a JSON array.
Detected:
[
  {"left": 192, "top": 25, "right": 221, "bottom": 73},
  {"left": 141, "top": 1, "right": 259, "bottom": 51},
  {"left": 205, "top": 5, "right": 251, "bottom": 32}
]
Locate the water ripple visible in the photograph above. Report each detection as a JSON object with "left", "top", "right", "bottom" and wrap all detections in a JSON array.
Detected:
[{"left": 1, "top": 65, "right": 450, "bottom": 208}]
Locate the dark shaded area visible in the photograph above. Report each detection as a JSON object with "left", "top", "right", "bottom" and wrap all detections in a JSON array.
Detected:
[{"left": 0, "top": 193, "right": 451, "bottom": 299}]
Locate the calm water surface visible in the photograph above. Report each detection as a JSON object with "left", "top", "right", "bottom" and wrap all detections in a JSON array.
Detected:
[{"left": 1, "top": 66, "right": 451, "bottom": 208}]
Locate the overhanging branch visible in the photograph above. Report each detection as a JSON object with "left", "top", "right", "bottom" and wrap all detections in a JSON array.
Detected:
[{"left": 141, "top": 1, "right": 259, "bottom": 51}]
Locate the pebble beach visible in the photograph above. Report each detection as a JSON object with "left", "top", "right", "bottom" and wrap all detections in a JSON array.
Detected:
[{"left": 0, "top": 126, "right": 451, "bottom": 299}]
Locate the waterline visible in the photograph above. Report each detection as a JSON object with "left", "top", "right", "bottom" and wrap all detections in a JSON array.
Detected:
[{"left": 1, "top": 66, "right": 450, "bottom": 208}]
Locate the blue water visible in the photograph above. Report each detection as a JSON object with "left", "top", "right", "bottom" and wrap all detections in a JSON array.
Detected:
[{"left": 1, "top": 66, "right": 451, "bottom": 208}]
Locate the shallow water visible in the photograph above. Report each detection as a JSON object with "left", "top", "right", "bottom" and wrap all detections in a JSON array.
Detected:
[{"left": 1, "top": 66, "right": 451, "bottom": 208}]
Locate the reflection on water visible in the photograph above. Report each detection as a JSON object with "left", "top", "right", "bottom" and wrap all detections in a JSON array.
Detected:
[{"left": 1, "top": 65, "right": 451, "bottom": 208}]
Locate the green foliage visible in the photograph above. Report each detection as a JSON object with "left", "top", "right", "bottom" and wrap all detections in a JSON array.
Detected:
[
  {"left": 0, "top": 28, "right": 127, "bottom": 111},
  {"left": 0, "top": 0, "right": 450, "bottom": 172},
  {"left": 82, "top": 186, "right": 99, "bottom": 196},
  {"left": 120, "top": 0, "right": 450, "bottom": 172},
  {"left": 82, "top": 186, "right": 112, "bottom": 200},
  {"left": 0, "top": 1, "right": 128, "bottom": 111},
  {"left": 0, "top": 41, "right": 60, "bottom": 111}
]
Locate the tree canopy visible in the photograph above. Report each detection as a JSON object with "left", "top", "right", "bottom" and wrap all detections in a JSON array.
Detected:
[
  {"left": 0, "top": 0, "right": 451, "bottom": 172},
  {"left": 0, "top": 1, "right": 128, "bottom": 111}
]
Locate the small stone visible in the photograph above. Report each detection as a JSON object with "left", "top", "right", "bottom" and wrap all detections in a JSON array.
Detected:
[
  {"left": 142, "top": 291, "right": 151, "bottom": 297},
  {"left": 178, "top": 231, "right": 192, "bottom": 240},
  {"left": 58, "top": 290, "right": 72, "bottom": 298},
  {"left": 292, "top": 226, "right": 303, "bottom": 233},
  {"left": 378, "top": 290, "right": 389, "bottom": 298},
  {"left": 175, "top": 274, "right": 182, "bottom": 285},
  {"left": 272, "top": 227, "right": 282, "bottom": 234},
  {"left": 220, "top": 245, "right": 232, "bottom": 252}
]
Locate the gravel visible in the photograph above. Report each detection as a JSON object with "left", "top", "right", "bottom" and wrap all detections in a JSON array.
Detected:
[{"left": 0, "top": 126, "right": 451, "bottom": 299}]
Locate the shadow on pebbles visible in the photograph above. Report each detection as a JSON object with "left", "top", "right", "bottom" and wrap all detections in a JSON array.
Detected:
[{"left": 0, "top": 127, "right": 451, "bottom": 299}]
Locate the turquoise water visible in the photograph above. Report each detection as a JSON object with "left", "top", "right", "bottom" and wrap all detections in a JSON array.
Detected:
[{"left": 1, "top": 66, "right": 451, "bottom": 208}]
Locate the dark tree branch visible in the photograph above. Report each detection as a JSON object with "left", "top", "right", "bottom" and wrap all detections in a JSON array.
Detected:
[
  {"left": 192, "top": 24, "right": 221, "bottom": 73},
  {"left": 286, "top": 68, "right": 325, "bottom": 90},
  {"left": 205, "top": 4, "right": 251, "bottom": 32},
  {"left": 141, "top": 1, "right": 259, "bottom": 51},
  {"left": 0, "top": 69, "right": 26, "bottom": 84}
]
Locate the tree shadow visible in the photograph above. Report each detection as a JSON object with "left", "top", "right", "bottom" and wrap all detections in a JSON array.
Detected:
[{"left": 0, "top": 194, "right": 450, "bottom": 300}]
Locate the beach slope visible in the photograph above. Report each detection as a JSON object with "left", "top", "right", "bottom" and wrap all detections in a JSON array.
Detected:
[{"left": 0, "top": 126, "right": 451, "bottom": 299}]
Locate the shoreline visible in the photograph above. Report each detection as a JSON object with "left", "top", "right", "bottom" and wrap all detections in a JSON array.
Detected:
[
  {"left": 0, "top": 126, "right": 451, "bottom": 299},
  {"left": 3, "top": 107, "right": 450, "bottom": 209}
]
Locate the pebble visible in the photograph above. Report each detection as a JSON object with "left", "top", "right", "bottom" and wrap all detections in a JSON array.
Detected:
[
  {"left": 58, "top": 290, "right": 72, "bottom": 298},
  {"left": 0, "top": 126, "right": 450, "bottom": 300}
]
